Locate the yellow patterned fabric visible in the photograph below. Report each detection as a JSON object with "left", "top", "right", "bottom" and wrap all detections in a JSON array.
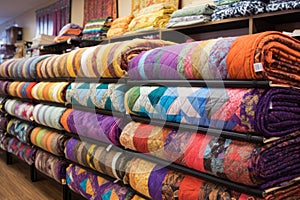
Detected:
[{"left": 132, "top": 0, "right": 179, "bottom": 16}]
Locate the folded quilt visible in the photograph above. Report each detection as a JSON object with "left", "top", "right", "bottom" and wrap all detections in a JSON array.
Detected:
[
  {"left": 128, "top": 31, "right": 300, "bottom": 88},
  {"left": 66, "top": 164, "right": 135, "bottom": 200},
  {"left": 125, "top": 86, "right": 300, "bottom": 137},
  {"left": 120, "top": 121, "right": 300, "bottom": 189},
  {"left": 7, "top": 137, "right": 36, "bottom": 165},
  {"left": 266, "top": 1, "right": 300, "bottom": 12},
  {"left": 136, "top": 3, "right": 176, "bottom": 16},
  {"left": 7, "top": 118, "right": 34, "bottom": 144},
  {"left": 66, "top": 82, "right": 128, "bottom": 113},
  {"left": 214, "top": 0, "right": 240, "bottom": 6},
  {"left": 35, "top": 150, "right": 68, "bottom": 183},
  {"left": 54, "top": 23, "right": 83, "bottom": 43},
  {"left": 65, "top": 138, "right": 132, "bottom": 181},
  {"left": 125, "top": 158, "right": 261, "bottom": 199},
  {"left": 30, "top": 127, "right": 69, "bottom": 156},
  {"left": 170, "top": 4, "right": 215, "bottom": 18},
  {"left": 60, "top": 109, "right": 124, "bottom": 145},
  {"left": 78, "top": 39, "right": 175, "bottom": 78},
  {"left": 212, "top": 1, "right": 266, "bottom": 21},
  {"left": 166, "top": 15, "right": 211, "bottom": 28}
]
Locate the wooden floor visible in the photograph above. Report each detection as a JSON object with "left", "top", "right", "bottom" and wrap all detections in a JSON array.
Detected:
[{"left": 0, "top": 150, "right": 85, "bottom": 200}]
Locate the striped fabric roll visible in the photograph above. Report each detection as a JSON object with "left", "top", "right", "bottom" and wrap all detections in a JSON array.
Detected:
[
  {"left": 35, "top": 150, "right": 68, "bottom": 184},
  {"left": 66, "top": 164, "right": 135, "bottom": 200},
  {"left": 7, "top": 137, "right": 36, "bottom": 165},
  {"left": 6, "top": 118, "right": 34, "bottom": 144},
  {"left": 0, "top": 55, "right": 51, "bottom": 79},
  {"left": 66, "top": 82, "right": 128, "bottom": 112},
  {"left": 30, "top": 127, "right": 69, "bottom": 156},
  {"left": 65, "top": 138, "right": 131, "bottom": 181},
  {"left": 60, "top": 109, "right": 124, "bottom": 145},
  {"left": 32, "top": 104, "right": 66, "bottom": 130},
  {"left": 4, "top": 99, "right": 34, "bottom": 121},
  {"left": 31, "top": 82, "right": 69, "bottom": 103}
]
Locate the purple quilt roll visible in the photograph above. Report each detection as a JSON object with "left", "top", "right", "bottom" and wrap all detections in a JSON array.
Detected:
[
  {"left": 0, "top": 81, "right": 9, "bottom": 95},
  {"left": 0, "top": 114, "right": 10, "bottom": 131},
  {"left": 66, "top": 164, "right": 135, "bottom": 200},
  {"left": 63, "top": 109, "right": 125, "bottom": 146},
  {"left": 255, "top": 87, "right": 300, "bottom": 137},
  {"left": 7, "top": 137, "right": 36, "bottom": 165},
  {"left": 35, "top": 150, "right": 68, "bottom": 184}
]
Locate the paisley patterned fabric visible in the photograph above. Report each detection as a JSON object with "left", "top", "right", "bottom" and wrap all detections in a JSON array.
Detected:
[
  {"left": 66, "top": 82, "right": 128, "bottom": 113},
  {"left": 128, "top": 31, "right": 300, "bottom": 88},
  {"left": 125, "top": 86, "right": 300, "bottom": 138},
  {"left": 266, "top": 0, "right": 300, "bottom": 12},
  {"left": 66, "top": 164, "right": 135, "bottom": 200},
  {"left": 7, "top": 137, "right": 36, "bottom": 165},
  {"left": 35, "top": 150, "right": 68, "bottom": 183}
]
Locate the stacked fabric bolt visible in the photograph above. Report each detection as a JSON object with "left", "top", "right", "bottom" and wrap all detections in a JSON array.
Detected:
[
  {"left": 35, "top": 150, "right": 69, "bottom": 183},
  {"left": 0, "top": 132, "right": 11, "bottom": 151},
  {"left": 30, "top": 127, "right": 69, "bottom": 156},
  {"left": 125, "top": 86, "right": 300, "bottom": 138},
  {"left": 128, "top": 3, "right": 177, "bottom": 33},
  {"left": 266, "top": 0, "right": 300, "bottom": 12},
  {"left": 31, "top": 34, "right": 56, "bottom": 49},
  {"left": 66, "top": 164, "right": 138, "bottom": 200},
  {"left": 125, "top": 158, "right": 260, "bottom": 199},
  {"left": 120, "top": 121, "right": 300, "bottom": 190},
  {"left": 7, "top": 137, "right": 36, "bottom": 165},
  {"left": 65, "top": 138, "right": 132, "bottom": 181},
  {"left": 212, "top": 0, "right": 268, "bottom": 21},
  {"left": 30, "top": 82, "right": 69, "bottom": 103},
  {"left": 0, "top": 55, "right": 51, "bottom": 79},
  {"left": 32, "top": 104, "right": 66, "bottom": 130},
  {"left": 54, "top": 23, "right": 83, "bottom": 43},
  {"left": 128, "top": 31, "right": 300, "bottom": 88},
  {"left": 60, "top": 109, "right": 124, "bottom": 145},
  {"left": 6, "top": 118, "right": 34, "bottom": 144},
  {"left": 107, "top": 15, "right": 134, "bottom": 38},
  {"left": 65, "top": 82, "right": 128, "bottom": 112},
  {"left": 0, "top": 81, "right": 10, "bottom": 95},
  {"left": 6, "top": 81, "right": 37, "bottom": 99},
  {"left": 4, "top": 99, "right": 34, "bottom": 121},
  {"left": 82, "top": 17, "right": 113, "bottom": 40},
  {"left": 166, "top": 3, "right": 215, "bottom": 28}
]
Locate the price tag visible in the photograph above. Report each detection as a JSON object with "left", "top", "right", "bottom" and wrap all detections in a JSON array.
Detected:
[{"left": 254, "top": 63, "right": 263, "bottom": 72}]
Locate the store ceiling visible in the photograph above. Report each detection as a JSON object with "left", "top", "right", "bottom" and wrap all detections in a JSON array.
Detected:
[{"left": 0, "top": 0, "right": 49, "bottom": 25}]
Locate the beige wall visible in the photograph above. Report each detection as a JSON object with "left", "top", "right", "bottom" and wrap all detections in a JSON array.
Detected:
[{"left": 71, "top": 0, "right": 84, "bottom": 26}]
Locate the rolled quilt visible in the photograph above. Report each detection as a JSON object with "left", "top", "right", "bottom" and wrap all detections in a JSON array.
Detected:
[
  {"left": 126, "top": 158, "right": 260, "bottom": 199},
  {"left": 4, "top": 99, "right": 34, "bottom": 121},
  {"left": 78, "top": 39, "right": 175, "bottom": 78},
  {"left": 35, "top": 150, "right": 68, "bottom": 183},
  {"left": 32, "top": 104, "right": 66, "bottom": 130},
  {"left": 128, "top": 31, "right": 300, "bottom": 88},
  {"left": 30, "top": 127, "right": 69, "bottom": 156},
  {"left": 0, "top": 81, "right": 10, "bottom": 95},
  {"left": 7, "top": 118, "right": 34, "bottom": 144},
  {"left": 66, "top": 164, "right": 135, "bottom": 200},
  {"left": 60, "top": 109, "right": 124, "bottom": 145},
  {"left": 7, "top": 137, "right": 36, "bottom": 165},
  {"left": 31, "top": 82, "right": 69, "bottom": 103},
  {"left": 66, "top": 82, "right": 128, "bottom": 112},
  {"left": 0, "top": 114, "right": 10, "bottom": 131},
  {"left": 120, "top": 121, "right": 300, "bottom": 189},
  {"left": 65, "top": 138, "right": 132, "bottom": 181},
  {"left": 124, "top": 86, "right": 300, "bottom": 137},
  {"left": 0, "top": 132, "right": 11, "bottom": 151}
]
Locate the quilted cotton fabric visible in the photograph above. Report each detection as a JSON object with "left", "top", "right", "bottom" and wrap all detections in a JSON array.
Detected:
[
  {"left": 6, "top": 118, "right": 34, "bottom": 144},
  {"left": 4, "top": 99, "right": 34, "bottom": 121},
  {"left": 66, "top": 164, "right": 135, "bottom": 200},
  {"left": 7, "top": 137, "right": 36, "bottom": 165},
  {"left": 66, "top": 82, "right": 128, "bottom": 113}
]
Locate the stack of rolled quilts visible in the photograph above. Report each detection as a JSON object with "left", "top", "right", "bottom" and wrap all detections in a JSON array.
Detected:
[
  {"left": 82, "top": 17, "right": 113, "bottom": 40},
  {"left": 212, "top": 0, "right": 269, "bottom": 21},
  {"left": 107, "top": 14, "right": 134, "bottom": 38},
  {"left": 167, "top": 2, "right": 215, "bottom": 28},
  {"left": 54, "top": 23, "right": 83, "bottom": 43},
  {"left": 6, "top": 118, "right": 34, "bottom": 144},
  {"left": 127, "top": 3, "right": 177, "bottom": 34},
  {"left": 4, "top": 99, "right": 34, "bottom": 121},
  {"left": 7, "top": 137, "right": 36, "bottom": 165},
  {"left": 30, "top": 82, "right": 69, "bottom": 103},
  {"left": 266, "top": 0, "right": 300, "bottom": 12}
]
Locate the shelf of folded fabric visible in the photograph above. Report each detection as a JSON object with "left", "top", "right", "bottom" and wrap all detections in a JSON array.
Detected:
[{"left": 63, "top": 132, "right": 264, "bottom": 198}]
